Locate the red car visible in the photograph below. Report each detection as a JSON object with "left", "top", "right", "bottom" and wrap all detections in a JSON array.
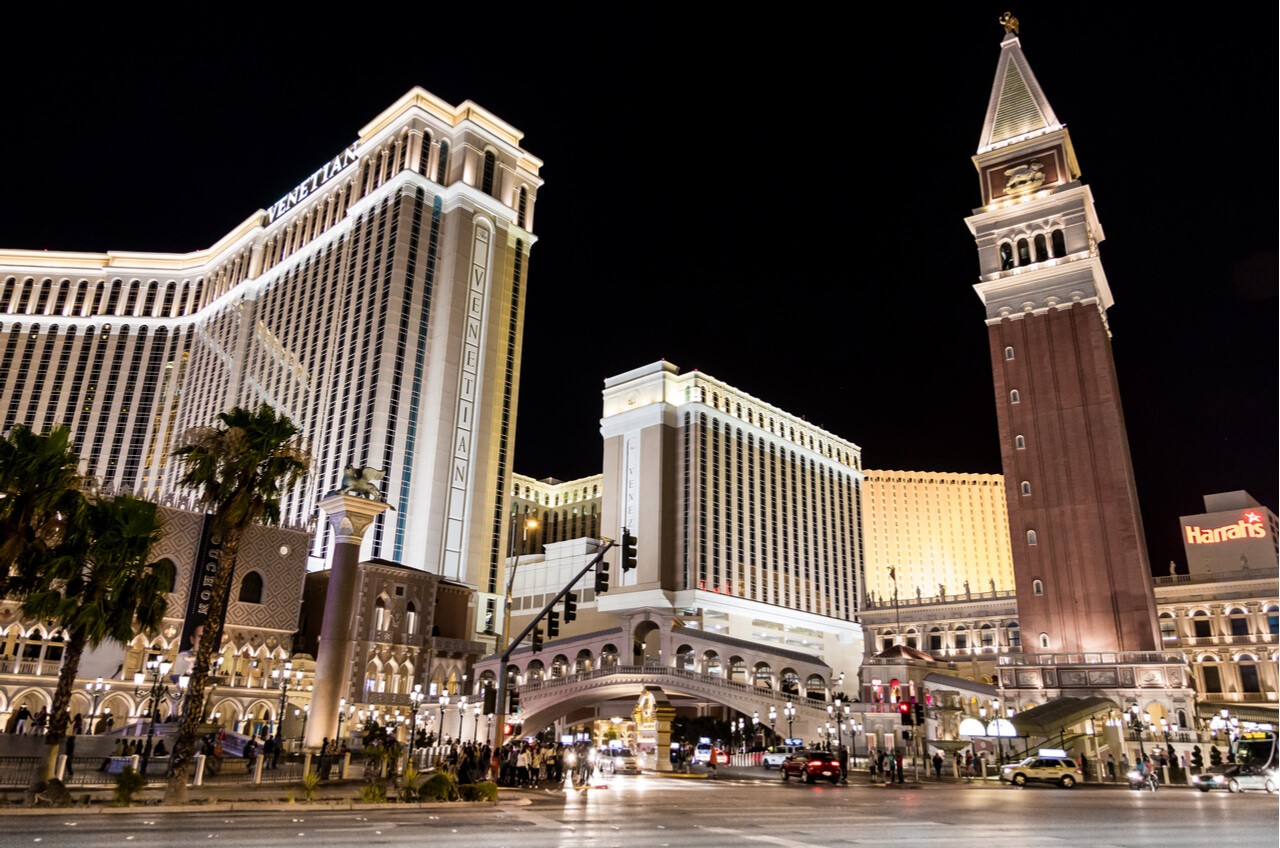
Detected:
[{"left": 780, "top": 750, "right": 842, "bottom": 784}]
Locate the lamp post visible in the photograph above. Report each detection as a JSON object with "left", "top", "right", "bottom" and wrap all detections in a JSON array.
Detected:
[
  {"left": 752, "top": 710, "right": 760, "bottom": 750},
  {"left": 493, "top": 509, "right": 539, "bottom": 746},
  {"left": 438, "top": 693, "right": 450, "bottom": 743},
  {"left": 133, "top": 659, "right": 187, "bottom": 771},
  {"left": 1129, "top": 704, "right": 1148, "bottom": 761},
  {"left": 86, "top": 677, "right": 110, "bottom": 731},
  {"left": 456, "top": 695, "right": 468, "bottom": 741},
  {"left": 337, "top": 698, "right": 355, "bottom": 746},
  {"left": 784, "top": 701, "right": 795, "bottom": 741},
  {"left": 769, "top": 705, "right": 777, "bottom": 742},
  {"left": 408, "top": 685, "right": 425, "bottom": 758},
  {"left": 472, "top": 701, "right": 482, "bottom": 742},
  {"left": 271, "top": 661, "right": 304, "bottom": 741}
]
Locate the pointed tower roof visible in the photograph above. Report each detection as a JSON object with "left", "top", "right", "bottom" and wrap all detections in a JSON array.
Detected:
[{"left": 977, "top": 31, "right": 1063, "bottom": 154}]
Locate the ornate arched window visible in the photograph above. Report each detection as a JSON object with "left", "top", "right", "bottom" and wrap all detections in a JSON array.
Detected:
[{"left": 238, "top": 571, "right": 263, "bottom": 604}]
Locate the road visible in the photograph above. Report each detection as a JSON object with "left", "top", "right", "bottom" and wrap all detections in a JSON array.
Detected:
[{"left": 2, "top": 766, "right": 1276, "bottom": 847}]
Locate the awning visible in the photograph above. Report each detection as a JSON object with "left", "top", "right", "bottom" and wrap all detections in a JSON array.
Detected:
[
  {"left": 1009, "top": 696, "right": 1120, "bottom": 738},
  {"left": 1196, "top": 701, "right": 1279, "bottom": 725}
]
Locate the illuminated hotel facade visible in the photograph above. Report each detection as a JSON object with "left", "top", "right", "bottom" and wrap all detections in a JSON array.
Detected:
[
  {"left": 860, "top": 470, "right": 1015, "bottom": 606},
  {"left": 0, "top": 88, "right": 543, "bottom": 636}
]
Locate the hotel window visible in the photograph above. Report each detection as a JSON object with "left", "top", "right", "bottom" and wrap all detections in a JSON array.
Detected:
[
  {"left": 1004, "top": 346, "right": 1014, "bottom": 360},
  {"left": 980, "top": 624, "right": 994, "bottom": 648},
  {"left": 1239, "top": 656, "right": 1262, "bottom": 693},
  {"left": 1200, "top": 663, "right": 1222, "bottom": 692},
  {"left": 1192, "top": 610, "right": 1212, "bottom": 638},
  {"left": 1032, "top": 579, "right": 1043, "bottom": 595},
  {"left": 1267, "top": 605, "right": 1279, "bottom": 635},
  {"left": 436, "top": 141, "right": 449, "bottom": 183},
  {"left": 1026, "top": 530, "right": 1037, "bottom": 546},
  {"left": 953, "top": 627, "right": 968, "bottom": 651},
  {"left": 1038, "top": 633, "right": 1050, "bottom": 649},
  {"left": 481, "top": 151, "right": 497, "bottom": 196},
  {"left": 1006, "top": 622, "right": 1020, "bottom": 648},
  {"left": 1020, "top": 481, "right": 1031, "bottom": 496},
  {"left": 1010, "top": 389, "right": 1020, "bottom": 404},
  {"left": 1228, "top": 608, "right": 1250, "bottom": 637},
  {"left": 237, "top": 571, "right": 264, "bottom": 604},
  {"left": 929, "top": 627, "right": 943, "bottom": 652},
  {"left": 1159, "top": 613, "right": 1177, "bottom": 641},
  {"left": 1015, "top": 435, "right": 1026, "bottom": 450},
  {"left": 1017, "top": 238, "right": 1031, "bottom": 265},
  {"left": 1034, "top": 233, "right": 1048, "bottom": 262},
  {"left": 517, "top": 186, "right": 528, "bottom": 228}
]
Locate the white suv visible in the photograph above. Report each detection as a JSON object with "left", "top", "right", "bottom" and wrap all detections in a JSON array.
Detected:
[
  {"left": 1000, "top": 755, "right": 1082, "bottom": 788},
  {"left": 762, "top": 745, "right": 802, "bottom": 769}
]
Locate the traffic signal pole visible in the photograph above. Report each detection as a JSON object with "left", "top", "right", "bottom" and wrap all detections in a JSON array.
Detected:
[{"left": 491, "top": 537, "right": 616, "bottom": 749}]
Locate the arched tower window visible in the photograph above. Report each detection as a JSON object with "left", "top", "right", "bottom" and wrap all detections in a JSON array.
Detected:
[
  {"left": 1015, "top": 435, "right": 1026, "bottom": 450},
  {"left": 238, "top": 571, "right": 263, "bottom": 604},
  {"left": 999, "top": 242, "right": 1014, "bottom": 270},
  {"left": 481, "top": 151, "right": 497, "bottom": 196},
  {"left": 406, "top": 602, "right": 418, "bottom": 635},
  {"left": 1010, "top": 389, "right": 1021, "bottom": 404},
  {"left": 517, "top": 186, "right": 528, "bottom": 228},
  {"left": 374, "top": 597, "right": 388, "bottom": 631},
  {"left": 1027, "top": 530, "right": 1038, "bottom": 546},
  {"left": 1032, "top": 579, "right": 1044, "bottom": 596},
  {"left": 1020, "top": 481, "right": 1032, "bottom": 496},
  {"left": 1038, "top": 633, "right": 1050, "bottom": 649},
  {"left": 1004, "top": 346, "right": 1014, "bottom": 360},
  {"left": 1051, "top": 229, "right": 1066, "bottom": 256},
  {"left": 435, "top": 140, "right": 449, "bottom": 184},
  {"left": 1017, "top": 238, "right": 1031, "bottom": 265},
  {"left": 1033, "top": 233, "right": 1048, "bottom": 262}
]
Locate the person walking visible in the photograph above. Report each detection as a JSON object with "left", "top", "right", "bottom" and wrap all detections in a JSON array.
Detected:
[
  {"left": 837, "top": 743, "right": 850, "bottom": 785},
  {"left": 64, "top": 733, "right": 76, "bottom": 778},
  {"left": 932, "top": 752, "right": 943, "bottom": 780}
]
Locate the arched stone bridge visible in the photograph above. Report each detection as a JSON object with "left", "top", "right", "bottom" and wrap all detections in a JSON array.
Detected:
[{"left": 513, "top": 664, "right": 840, "bottom": 741}]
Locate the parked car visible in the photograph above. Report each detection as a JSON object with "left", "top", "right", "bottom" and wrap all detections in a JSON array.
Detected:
[
  {"left": 780, "top": 750, "right": 842, "bottom": 784},
  {"left": 1208, "top": 764, "right": 1279, "bottom": 794},
  {"left": 762, "top": 745, "right": 802, "bottom": 769},
  {"left": 999, "top": 755, "right": 1082, "bottom": 788}
]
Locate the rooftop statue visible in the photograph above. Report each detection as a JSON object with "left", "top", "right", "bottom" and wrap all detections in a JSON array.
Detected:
[{"left": 335, "top": 465, "right": 386, "bottom": 500}]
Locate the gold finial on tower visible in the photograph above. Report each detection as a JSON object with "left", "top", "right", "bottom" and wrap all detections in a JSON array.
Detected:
[{"left": 999, "top": 12, "right": 1020, "bottom": 34}]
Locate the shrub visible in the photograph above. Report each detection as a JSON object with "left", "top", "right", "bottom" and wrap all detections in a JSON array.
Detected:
[
  {"left": 459, "top": 781, "right": 498, "bottom": 802},
  {"left": 112, "top": 767, "right": 147, "bottom": 807},
  {"left": 359, "top": 781, "right": 388, "bottom": 803},
  {"left": 420, "top": 771, "right": 459, "bottom": 802},
  {"left": 398, "top": 764, "right": 421, "bottom": 802},
  {"left": 300, "top": 770, "right": 321, "bottom": 803}
]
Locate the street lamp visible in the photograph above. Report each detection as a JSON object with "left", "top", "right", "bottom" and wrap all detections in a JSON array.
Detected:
[
  {"left": 472, "top": 700, "right": 482, "bottom": 741},
  {"left": 438, "top": 693, "right": 450, "bottom": 743},
  {"left": 133, "top": 659, "right": 187, "bottom": 771},
  {"left": 270, "top": 661, "right": 304, "bottom": 740},
  {"left": 1129, "top": 704, "right": 1149, "bottom": 761},
  {"left": 784, "top": 701, "right": 796, "bottom": 740},
  {"left": 408, "top": 685, "right": 425, "bottom": 757},
  {"left": 736, "top": 716, "right": 745, "bottom": 752},
  {"left": 752, "top": 710, "right": 760, "bottom": 750},
  {"left": 337, "top": 698, "right": 355, "bottom": 745},
  {"left": 86, "top": 677, "right": 110, "bottom": 729},
  {"left": 769, "top": 704, "right": 777, "bottom": 741},
  {"left": 456, "top": 694, "right": 469, "bottom": 740},
  {"left": 494, "top": 508, "right": 539, "bottom": 746}
]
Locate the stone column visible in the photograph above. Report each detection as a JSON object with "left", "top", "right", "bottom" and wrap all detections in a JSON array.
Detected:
[
  {"left": 305, "top": 493, "right": 390, "bottom": 750},
  {"left": 646, "top": 686, "right": 676, "bottom": 773}
]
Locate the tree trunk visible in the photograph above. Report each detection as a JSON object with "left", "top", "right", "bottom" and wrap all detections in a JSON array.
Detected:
[
  {"left": 31, "top": 629, "right": 86, "bottom": 788},
  {"left": 162, "top": 528, "right": 241, "bottom": 805}
]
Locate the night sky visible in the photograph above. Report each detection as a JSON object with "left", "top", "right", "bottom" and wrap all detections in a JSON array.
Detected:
[{"left": 2, "top": 7, "right": 1274, "bottom": 576}]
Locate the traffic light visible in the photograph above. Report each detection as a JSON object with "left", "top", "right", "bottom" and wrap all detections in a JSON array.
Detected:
[
  {"left": 899, "top": 702, "right": 913, "bottom": 725},
  {"left": 563, "top": 591, "right": 578, "bottom": 623},
  {"left": 620, "top": 530, "right": 637, "bottom": 572},
  {"left": 531, "top": 626, "right": 544, "bottom": 653},
  {"left": 483, "top": 684, "right": 496, "bottom": 714},
  {"left": 595, "top": 562, "right": 610, "bottom": 594},
  {"left": 914, "top": 702, "right": 925, "bottom": 725},
  {"left": 902, "top": 729, "right": 912, "bottom": 741},
  {"left": 547, "top": 608, "right": 560, "bottom": 638},
  {"left": 508, "top": 689, "right": 520, "bottom": 714}
]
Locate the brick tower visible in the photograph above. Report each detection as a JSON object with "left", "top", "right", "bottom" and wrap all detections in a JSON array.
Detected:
[{"left": 966, "top": 21, "right": 1160, "bottom": 655}]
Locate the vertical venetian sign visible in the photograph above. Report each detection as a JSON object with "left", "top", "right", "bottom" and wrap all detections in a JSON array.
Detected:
[
  {"left": 180, "top": 513, "right": 229, "bottom": 655},
  {"left": 442, "top": 224, "right": 491, "bottom": 579},
  {"left": 623, "top": 435, "right": 639, "bottom": 585}
]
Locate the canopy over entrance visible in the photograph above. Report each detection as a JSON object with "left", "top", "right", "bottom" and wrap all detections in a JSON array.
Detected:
[{"left": 1009, "top": 696, "right": 1118, "bottom": 738}]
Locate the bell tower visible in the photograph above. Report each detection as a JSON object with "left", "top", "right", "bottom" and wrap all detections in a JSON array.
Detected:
[{"left": 966, "top": 19, "right": 1160, "bottom": 654}]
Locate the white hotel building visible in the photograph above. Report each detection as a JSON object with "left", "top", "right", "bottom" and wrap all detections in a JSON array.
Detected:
[{"left": 0, "top": 88, "right": 543, "bottom": 638}]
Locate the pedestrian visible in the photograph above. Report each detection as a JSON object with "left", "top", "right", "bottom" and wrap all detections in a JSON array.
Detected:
[
  {"left": 71, "top": 713, "right": 84, "bottom": 736},
  {"left": 837, "top": 743, "right": 849, "bottom": 784},
  {"left": 932, "top": 752, "right": 943, "bottom": 779},
  {"left": 964, "top": 749, "right": 974, "bottom": 779},
  {"left": 31, "top": 706, "right": 49, "bottom": 734},
  {"left": 14, "top": 704, "right": 31, "bottom": 734},
  {"left": 271, "top": 735, "right": 282, "bottom": 769},
  {"left": 1079, "top": 752, "right": 1089, "bottom": 780},
  {"left": 64, "top": 733, "right": 76, "bottom": 777},
  {"left": 244, "top": 737, "right": 257, "bottom": 761},
  {"left": 1107, "top": 752, "right": 1116, "bottom": 780}
]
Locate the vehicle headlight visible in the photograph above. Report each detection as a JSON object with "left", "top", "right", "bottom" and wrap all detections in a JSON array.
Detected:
[{"left": 1127, "top": 770, "right": 1141, "bottom": 780}]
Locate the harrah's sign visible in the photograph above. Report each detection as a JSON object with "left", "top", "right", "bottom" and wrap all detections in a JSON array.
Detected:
[
  {"left": 267, "top": 142, "right": 360, "bottom": 224},
  {"left": 1185, "top": 510, "right": 1268, "bottom": 545}
]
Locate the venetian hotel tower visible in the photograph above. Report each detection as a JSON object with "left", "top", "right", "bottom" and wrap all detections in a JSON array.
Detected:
[{"left": 0, "top": 88, "right": 542, "bottom": 636}]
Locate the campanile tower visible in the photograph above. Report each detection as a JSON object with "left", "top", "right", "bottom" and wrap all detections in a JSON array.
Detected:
[{"left": 966, "top": 19, "right": 1160, "bottom": 654}]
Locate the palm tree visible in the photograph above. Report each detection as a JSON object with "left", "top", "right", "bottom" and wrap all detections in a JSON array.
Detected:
[
  {"left": 0, "top": 424, "right": 82, "bottom": 597},
  {"left": 163, "top": 403, "right": 310, "bottom": 804},
  {"left": 18, "top": 493, "right": 172, "bottom": 787}
]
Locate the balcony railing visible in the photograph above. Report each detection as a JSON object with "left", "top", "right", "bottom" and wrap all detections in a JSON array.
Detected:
[{"left": 996, "top": 651, "right": 1185, "bottom": 666}]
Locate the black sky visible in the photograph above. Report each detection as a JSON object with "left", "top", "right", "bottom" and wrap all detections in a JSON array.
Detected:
[{"left": 2, "top": 6, "right": 1275, "bottom": 576}]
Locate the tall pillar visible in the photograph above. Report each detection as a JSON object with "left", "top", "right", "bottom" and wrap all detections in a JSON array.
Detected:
[{"left": 305, "top": 493, "right": 389, "bottom": 750}]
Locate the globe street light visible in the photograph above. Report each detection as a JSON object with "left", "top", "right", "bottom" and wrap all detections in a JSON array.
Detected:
[
  {"left": 456, "top": 695, "right": 469, "bottom": 740},
  {"left": 133, "top": 659, "right": 187, "bottom": 773},
  {"left": 1129, "top": 704, "right": 1149, "bottom": 760},
  {"left": 86, "top": 677, "right": 110, "bottom": 729},
  {"left": 784, "top": 701, "right": 796, "bottom": 740},
  {"left": 408, "top": 685, "right": 425, "bottom": 758},
  {"left": 270, "top": 661, "right": 305, "bottom": 741},
  {"left": 769, "top": 704, "right": 777, "bottom": 741},
  {"left": 438, "top": 693, "right": 450, "bottom": 743},
  {"left": 472, "top": 700, "right": 483, "bottom": 742},
  {"left": 752, "top": 710, "right": 760, "bottom": 750},
  {"left": 336, "top": 698, "right": 355, "bottom": 746}
]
